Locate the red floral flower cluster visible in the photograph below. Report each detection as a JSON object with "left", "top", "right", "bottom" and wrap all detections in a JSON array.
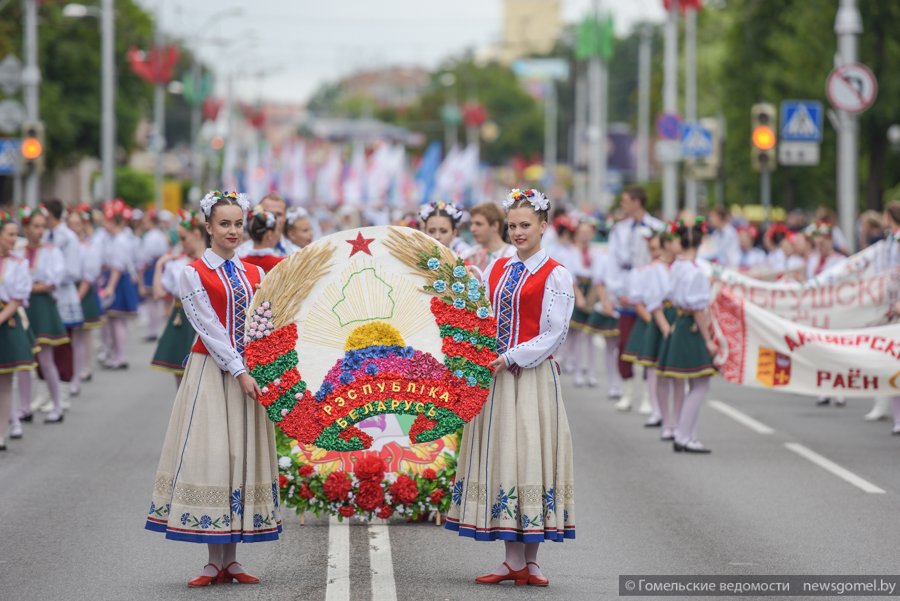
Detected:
[
  {"left": 298, "top": 464, "right": 315, "bottom": 478},
  {"left": 354, "top": 455, "right": 387, "bottom": 482},
  {"left": 356, "top": 481, "right": 385, "bottom": 512},
  {"left": 430, "top": 296, "right": 498, "bottom": 334},
  {"left": 441, "top": 337, "right": 497, "bottom": 366},
  {"left": 323, "top": 471, "right": 352, "bottom": 502},
  {"left": 278, "top": 474, "right": 289, "bottom": 488},
  {"left": 390, "top": 474, "right": 419, "bottom": 505},
  {"left": 244, "top": 323, "right": 298, "bottom": 371}
]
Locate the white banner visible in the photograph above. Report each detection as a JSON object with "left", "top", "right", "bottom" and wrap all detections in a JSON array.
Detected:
[{"left": 711, "top": 289, "right": 900, "bottom": 399}]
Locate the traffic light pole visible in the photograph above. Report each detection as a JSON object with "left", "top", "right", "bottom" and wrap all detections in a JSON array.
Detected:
[
  {"left": 835, "top": 0, "right": 861, "bottom": 252},
  {"left": 101, "top": 0, "right": 116, "bottom": 201},
  {"left": 661, "top": 0, "right": 679, "bottom": 220},
  {"left": 22, "top": 0, "right": 40, "bottom": 208},
  {"left": 760, "top": 164, "right": 771, "bottom": 229},
  {"left": 683, "top": 4, "right": 698, "bottom": 214}
]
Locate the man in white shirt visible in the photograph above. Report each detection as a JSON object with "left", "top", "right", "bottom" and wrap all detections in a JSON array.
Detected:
[
  {"left": 460, "top": 202, "right": 515, "bottom": 275},
  {"left": 139, "top": 209, "right": 172, "bottom": 341},
  {"left": 606, "top": 187, "right": 664, "bottom": 413},
  {"left": 702, "top": 207, "right": 741, "bottom": 268},
  {"left": 236, "top": 193, "right": 300, "bottom": 258}
]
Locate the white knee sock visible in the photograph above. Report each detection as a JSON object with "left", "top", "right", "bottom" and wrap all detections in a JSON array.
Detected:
[
  {"left": 37, "top": 348, "right": 61, "bottom": 413},
  {"left": 583, "top": 333, "right": 597, "bottom": 379},
  {"left": 71, "top": 328, "right": 85, "bottom": 391},
  {"left": 604, "top": 336, "right": 621, "bottom": 393},
  {"left": 0, "top": 374, "right": 12, "bottom": 439},
  {"left": 647, "top": 367, "right": 660, "bottom": 419},
  {"left": 111, "top": 318, "right": 129, "bottom": 365},
  {"left": 16, "top": 370, "right": 31, "bottom": 417}
]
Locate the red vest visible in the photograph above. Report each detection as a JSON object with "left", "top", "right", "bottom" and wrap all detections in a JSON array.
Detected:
[
  {"left": 241, "top": 253, "right": 284, "bottom": 274},
  {"left": 189, "top": 257, "right": 262, "bottom": 356},
  {"left": 488, "top": 254, "right": 561, "bottom": 350}
]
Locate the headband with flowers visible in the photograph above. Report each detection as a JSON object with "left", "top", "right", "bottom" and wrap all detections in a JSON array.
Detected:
[
  {"left": 18, "top": 206, "right": 48, "bottom": 225},
  {"left": 199, "top": 190, "right": 250, "bottom": 217},
  {"left": 418, "top": 200, "right": 463, "bottom": 224},
  {"left": 695, "top": 215, "right": 708, "bottom": 235},
  {"left": 502, "top": 188, "right": 550, "bottom": 213},
  {"left": 177, "top": 208, "right": 202, "bottom": 230},
  {"left": 249, "top": 204, "right": 276, "bottom": 229},
  {"left": 663, "top": 220, "right": 680, "bottom": 240},
  {"left": 73, "top": 202, "right": 93, "bottom": 222},
  {"left": 286, "top": 206, "right": 309, "bottom": 226},
  {"left": 0, "top": 210, "right": 13, "bottom": 226},
  {"left": 805, "top": 220, "right": 833, "bottom": 238}
]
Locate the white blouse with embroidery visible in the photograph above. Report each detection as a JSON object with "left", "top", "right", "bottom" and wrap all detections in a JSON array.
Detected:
[
  {"left": 26, "top": 244, "right": 65, "bottom": 288},
  {"left": 0, "top": 255, "right": 33, "bottom": 304},
  {"left": 179, "top": 249, "right": 263, "bottom": 378},
  {"left": 484, "top": 248, "right": 576, "bottom": 369},
  {"left": 668, "top": 259, "right": 710, "bottom": 311}
]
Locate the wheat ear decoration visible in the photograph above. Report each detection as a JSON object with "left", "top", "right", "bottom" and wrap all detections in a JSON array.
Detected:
[
  {"left": 250, "top": 242, "right": 337, "bottom": 328},
  {"left": 383, "top": 227, "right": 461, "bottom": 281}
]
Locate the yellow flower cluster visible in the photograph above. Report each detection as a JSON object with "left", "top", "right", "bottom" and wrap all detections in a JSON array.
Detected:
[{"left": 344, "top": 322, "right": 406, "bottom": 351}]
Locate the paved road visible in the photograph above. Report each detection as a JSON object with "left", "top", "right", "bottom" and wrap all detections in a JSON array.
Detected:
[{"left": 2, "top": 337, "right": 899, "bottom": 601}]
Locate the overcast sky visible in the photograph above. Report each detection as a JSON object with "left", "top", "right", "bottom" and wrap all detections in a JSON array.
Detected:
[{"left": 137, "top": 0, "right": 665, "bottom": 104}]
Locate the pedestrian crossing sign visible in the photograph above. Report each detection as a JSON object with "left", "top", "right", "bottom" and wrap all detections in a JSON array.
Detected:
[
  {"left": 780, "top": 101, "right": 823, "bottom": 142},
  {"left": 0, "top": 138, "right": 20, "bottom": 175},
  {"left": 680, "top": 123, "right": 713, "bottom": 159}
]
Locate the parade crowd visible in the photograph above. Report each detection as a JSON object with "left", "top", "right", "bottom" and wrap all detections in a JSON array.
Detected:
[{"left": 0, "top": 188, "right": 898, "bottom": 587}]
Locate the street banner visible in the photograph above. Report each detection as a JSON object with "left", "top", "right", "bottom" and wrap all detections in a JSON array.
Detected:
[
  {"left": 701, "top": 243, "right": 899, "bottom": 329},
  {"left": 711, "top": 289, "right": 900, "bottom": 399}
]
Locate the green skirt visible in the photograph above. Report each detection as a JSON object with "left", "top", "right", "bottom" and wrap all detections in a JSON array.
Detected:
[
  {"left": 26, "top": 292, "right": 70, "bottom": 347},
  {"left": 151, "top": 304, "right": 196, "bottom": 375},
  {"left": 585, "top": 310, "right": 619, "bottom": 336},
  {"left": 0, "top": 311, "right": 37, "bottom": 374},
  {"left": 656, "top": 313, "right": 717, "bottom": 379},
  {"left": 81, "top": 285, "right": 104, "bottom": 330},
  {"left": 571, "top": 279, "right": 593, "bottom": 326},
  {"left": 636, "top": 306, "right": 678, "bottom": 366},
  {"left": 621, "top": 317, "right": 650, "bottom": 363}
]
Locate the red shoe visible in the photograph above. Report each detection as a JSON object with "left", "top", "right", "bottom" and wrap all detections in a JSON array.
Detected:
[
  {"left": 526, "top": 562, "right": 550, "bottom": 587},
  {"left": 220, "top": 561, "right": 260, "bottom": 584},
  {"left": 187, "top": 564, "right": 222, "bottom": 587},
  {"left": 475, "top": 562, "right": 530, "bottom": 585}
]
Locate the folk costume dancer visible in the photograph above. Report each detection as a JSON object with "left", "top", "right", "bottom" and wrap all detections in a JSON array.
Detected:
[
  {"left": 68, "top": 204, "right": 104, "bottom": 390},
  {"left": 150, "top": 210, "right": 205, "bottom": 390},
  {"left": 655, "top": 219, "right": 718, "bottom": 454},
  {"left": 569, "top": 217, "right": 603, "bottom": 388},
  {"left": 18, "top": 207, "right": 69, "bottom": 424},
  {"left": 590, "top": 251, "right": 622, "bottom": 399},
  {"left": 99, "top": 203, "right": 140, "bottom": 370},
  {"left": 874, "top": 202, "right": 900, "bottom": 429},
  {"left": 460, "top": 202, "right": 516, "bottom": 275},
  {"left": 139, "top": 209, "right": 173, "bottom": 342},
  {"left": 240, "top": 205, "right": 286, "bottom": 274},
  {"left": 145, "top": 191, "right": 281, "bottom": 587},
  {"left": 447, "top": 188, "right": 576, "bottom": 588},
  {"left": 0, "top": 212, "right": 37, "bottom": 447},
  {"left": 607, "top": 187, "right": 663, "bottom": 412},
  {"left": 546, "top": 215, "right": 577, "bottom": 373},
  {"left": 419, "top": 200, "right": 465, "bottom": 254}
]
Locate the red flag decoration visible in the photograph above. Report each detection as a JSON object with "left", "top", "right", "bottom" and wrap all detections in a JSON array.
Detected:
[
  {"left": 202, "top": 98, "right": 223, "bottom": 122},
  {"left": 462, "top": 103, "right": 487, "bottom": 128},
  {"left": 662, "top": 0, "right": 702, "bottom": 11},
  {"left": 128, "top": 45, "right": 180, "bottom": 84}
]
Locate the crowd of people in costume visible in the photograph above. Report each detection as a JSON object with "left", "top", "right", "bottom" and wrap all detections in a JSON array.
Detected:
[{"left": 1, "top": 186, "right": 897, "bottom": 588}]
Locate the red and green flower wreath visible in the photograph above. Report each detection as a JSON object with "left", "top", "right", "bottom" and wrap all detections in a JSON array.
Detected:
[{"left": 243, "top": 248, "right": 498, "bottom": 453}]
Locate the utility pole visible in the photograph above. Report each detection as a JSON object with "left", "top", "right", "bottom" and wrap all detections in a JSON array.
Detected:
[
  {"left": 661, "top": 0, "right": 679, "bottom": 219},
  {"left": 152, "top": 15, "right": 166, "bottom": 210},
  {"left": 22, "top": 0, "right": 40, "bottom": 208},
  {"left": 574, "top": 67, "right": 587, "bottom": 205},
  {"left": 543, "top": 81, "right": 558, "bottom": 186},
  {"left": 834, "top": 0, "right": 861, "bottom": 251},
  {"left": 636, "top": 25, "right": 652, "bottom": 183},
  {"left": 683, "top": 4, "right": 698, "bottom": 213},
  {"left": 101, "top": 0, "right": 115, "bottom": 200}
]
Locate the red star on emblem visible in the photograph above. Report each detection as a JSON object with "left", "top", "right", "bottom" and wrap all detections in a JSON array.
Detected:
[{"left": 346, "top": 232, "right": 375, "bottom": 257}]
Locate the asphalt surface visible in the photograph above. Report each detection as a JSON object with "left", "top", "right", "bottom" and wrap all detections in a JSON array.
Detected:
[{"left": 2, "top": 336, "right": 899, "bottom": 601}]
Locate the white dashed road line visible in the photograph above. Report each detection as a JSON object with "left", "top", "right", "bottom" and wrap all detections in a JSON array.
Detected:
[
  {"left": 368, "top": 523, "right": 398, "bottom": 601},
  {"left": 708, "top": 400, "right": 776, "bottom": 435},
  {"left": 326, "top": 516, "right": 350, "bottom": 601},
  {"left": 784, "top": 442, "right": 886, "bottom": 494}
]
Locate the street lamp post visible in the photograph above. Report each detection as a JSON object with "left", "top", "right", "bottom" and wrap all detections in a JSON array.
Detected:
[
  {"left": 64, "top": 2, "right": 115, "bottom": 202},
  {"left": 22, "top": 0, "right": 40, "bottom": 208},
  {"left": 835, "top": 0, "right": 862, "bottom": 252}
]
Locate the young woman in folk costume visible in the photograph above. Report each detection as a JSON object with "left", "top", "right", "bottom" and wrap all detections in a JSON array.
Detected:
[
  {"left": 879, "top": 201, "right": 900, "bottom": 433},
  {"left": 446, "top": 188, "right": 576, "bottom": 588},
  {"left": 285, "top": 206, "right": 315, "bottom": 251},
  {"left": 150, "top": 210, "right": 206, "bottom": 390},
  {"left": 655, "top": 219, "right": 718, "bottom": 454},
  {"left": 637, "top": 225, "right": 681, "bottom": 440},
  {"left": 620, "top": 227, "right": 667, "bottom": 426},
  {"left": 0, "top": 212, "right": 37, "bottom": 448},
  {"left": 568, "top": 216, "right": 604, "bottom": 388},
  {"left": 546, "top": 215, "right": 578, "bottom": 374},
  {"left": 145, "top": 191, "right": 281, "bottom": 587},
  {"left": 420, "top": 200, "right": 464, "bottom": 251},
  {"left": 98, "top": 200, "right": 140, "bottom": 370},
  {"left": 239, "top": 204, "right": 286, "bottom": 274},
  {"left": 67, "top": 204, "right": 104, "bottom": 388},
  {"left": 13, "top": 207, "right": 68, "bottom": 426},
  {"left": 589, "top": 251, "right": 623, "bottom": 399}
]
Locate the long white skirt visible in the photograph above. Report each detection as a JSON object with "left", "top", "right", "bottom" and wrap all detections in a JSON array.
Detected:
[
  {"left": 445, "top": 359, "right": 576, "bottom": 543},
  {"left": 144, "top": 353, "right": 283, "bottom": 543}
]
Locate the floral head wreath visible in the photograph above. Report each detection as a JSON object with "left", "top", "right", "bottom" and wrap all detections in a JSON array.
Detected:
[
  {"left": 249, "top": 204, "right": 276, "bottom": 229},
  {"left": 418, "top": 200, "right": 463, "bottom": 224},
  {"left": 663, "top": 220, "right": 680, "bottom": 240},
  {"left": 18, "top": 206, "right": 48, "bottom": 225},
  {"left": 286, "top": 206, "right": 309, "bottom": 225},
  {"left": 576, "top": 214, "right": 598, "bottom": 229},
  {"left": 177, "top": 208, "right": 202, "bottom": 230},
  {"left": 805, "top": 220, "right": 833, "bottom": 238},
  {"left": 502, "top": 188, "right": 550, "bottom": 213},
  {"left": 0, "top": 210, "right": 13, "bottom": 227},
  {"left": 199, "top": 190, "right": 250, "bottom": 218},
  {"left": 73, "top": 202, "right": 93, "bottom": 222},
  {"left": 695, "top": 215, "right": 708, "bottom": 235}
]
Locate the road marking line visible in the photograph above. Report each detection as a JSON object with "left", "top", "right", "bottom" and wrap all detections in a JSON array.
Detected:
[
  {"left": 784, "top": 443, "right": 886, "bottom": 494},
  {"left": 369, "top": 523, "right": 398, "bottom": 601},
  {"left": 325, "top": 516, "right": 350, "bottom": 601},
  {"left": 708, "top": 400, "right": 775, "bottom": 435}
]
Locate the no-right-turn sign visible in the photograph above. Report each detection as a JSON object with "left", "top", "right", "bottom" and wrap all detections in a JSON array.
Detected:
[{"left": 826, "top": 63, "right": 878, "bottom": 114}]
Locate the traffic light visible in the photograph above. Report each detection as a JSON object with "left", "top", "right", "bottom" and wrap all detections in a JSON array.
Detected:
[
  {"left": 751, "top": 103, "right": 777, "bottom": 172},
  {"left": 20, "top": 120, "right": 45, "bottom": 175}
]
